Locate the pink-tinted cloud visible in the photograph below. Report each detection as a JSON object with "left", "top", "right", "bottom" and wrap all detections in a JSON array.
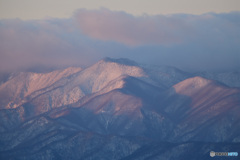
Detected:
[
  {"left": 73, "top": 9, "right": 240, "bottom": 47},
  {"left": 73, "top": 8, "right": 191, "bottom": 46},
  {"left": 0, "top": 9, "right": 239, "bottom": 73},
  {"left": 0, "top": 19, "right": 95, "bottom": 72}
]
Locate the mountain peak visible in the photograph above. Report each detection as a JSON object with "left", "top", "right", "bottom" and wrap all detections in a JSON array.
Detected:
[
  {"left": 102, "top": 57, "right": 138, "bottom": 66},
  {"left": 172, "top": 76, "right": 235, "bottom": 97},
  {"left": 174, "top": 76, "right": 211, "bottom": 89},
  {"left": 187, "top": 76, "right": 211, "bottom": 85}
]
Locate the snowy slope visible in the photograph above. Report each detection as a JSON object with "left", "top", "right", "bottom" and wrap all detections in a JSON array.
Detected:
[
  {"left": 0, "top": 67, "right": 82, "bottom": 109},
  {"left": 196, "top": 71, "right": 240, "bottom": 88},
  {"left": 0, "top": 58, "right": 190, "bottom": 117},
  {"left": 0, "top": 58, "right": 240, "bottom": 160}
]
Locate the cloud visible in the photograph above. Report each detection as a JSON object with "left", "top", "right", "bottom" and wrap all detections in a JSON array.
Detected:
[
  {"left": 0, "top": 18, "right": 98, "bottom": 72},
  {"left": 73, "top": 9, "right": 240, "bottom": 47},
  {"left": 0, "top": 9, "right": 239, "bottom": 72},
  {"left": 73, "top": 8, "right": 187, "bottom": 46}
]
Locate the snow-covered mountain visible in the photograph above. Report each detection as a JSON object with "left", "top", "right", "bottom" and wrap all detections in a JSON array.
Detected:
[
  {"left": 0, "top": 58, "right": 239, "bottom": 160},
  {"left": 0, "top": 67, "right": 82, "bottom": 109},
  {"left": 196, "top": 71, "right": 240, "bottom": 88},
  {"left": 0, "top": 58, "right": 190, "bottom": 118}
]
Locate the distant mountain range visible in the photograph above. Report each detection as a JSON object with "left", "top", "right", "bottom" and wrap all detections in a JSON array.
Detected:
[{"left": 0, "top": 58, "right": 240, "bottom": 160}]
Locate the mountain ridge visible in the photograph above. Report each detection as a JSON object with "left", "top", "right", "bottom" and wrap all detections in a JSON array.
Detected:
[{"left": 0, "top": 58, "right": 240, "bottom": 160}]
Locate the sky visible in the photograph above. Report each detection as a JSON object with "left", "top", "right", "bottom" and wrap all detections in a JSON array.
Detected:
[
  {"left": 1, "top": 0, "right": 240, "bottom": 19},
  {"left": 0, "top": 0, "right": 240, "bottom": 72}
]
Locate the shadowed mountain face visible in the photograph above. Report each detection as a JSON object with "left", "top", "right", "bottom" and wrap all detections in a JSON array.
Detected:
[{"left": 0, "top": 58, "right": 240, "bottom": 160}]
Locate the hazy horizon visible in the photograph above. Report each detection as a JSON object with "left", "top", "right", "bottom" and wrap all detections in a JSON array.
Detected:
[{"left": 0, "top": 1, "right": 239, "bottom": 73}]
